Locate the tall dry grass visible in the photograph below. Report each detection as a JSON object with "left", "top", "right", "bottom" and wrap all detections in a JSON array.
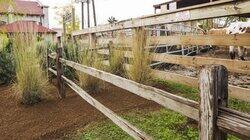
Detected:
[
  {"left": 78, "top": 47, "right": 103, "bottom": 92},
  {"left": 128, "top": 28, "right": 152, "bottom": 84},
  {"left": 108, "top": 32, "right": 127, "bottom": 77},
  {"left": 0, "top": 34, "right": 9, "bottom": 52},
  {"left": 12, "top": 32, "right": 48, "bottom": 105}
]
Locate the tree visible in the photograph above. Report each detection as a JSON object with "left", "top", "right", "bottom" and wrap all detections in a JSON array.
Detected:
[
  {"left": 108, "top": 16, "right": 118, "bottom": 24},
  {"left": 54, "top": 5, "right": 80, "bottom": 34}
]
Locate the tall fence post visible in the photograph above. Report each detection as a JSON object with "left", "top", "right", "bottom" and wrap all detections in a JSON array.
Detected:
[
  {"left": 47, "top": 48, "right": 52, "bottom": 83},
  {"left": 89, "top": 33, "right": 96, "bottom": 49},
  {"left": 199, "top": 65, "right": 228, "bottom": 140},
  {"left": 56, "top": 47, "right": 65, "bottom": 98}
]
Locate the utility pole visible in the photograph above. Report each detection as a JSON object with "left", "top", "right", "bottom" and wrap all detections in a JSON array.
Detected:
[
  {"left": 87, "top": 0, "right": 90, "bottom": 28},
  {"left": 81, "top": 2, "right": 84, "bottom": 29},
  {"left": 72, "top": 7, "right": 76, "bottom": 31},
  {"left": 92, "top": 0, "right": 97, "bottom": 26},
  {"left": 75, "top": 0, "right": 97, "bottom": 28}
]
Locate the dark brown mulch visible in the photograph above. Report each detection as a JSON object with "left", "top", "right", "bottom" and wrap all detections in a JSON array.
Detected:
[{"left": 0, "top": 83, "right": 161, "bottom": 140}]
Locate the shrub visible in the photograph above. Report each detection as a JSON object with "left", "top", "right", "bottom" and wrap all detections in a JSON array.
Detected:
[
  {"left": 63, "top": 42, "right": 80, "bottom": 80},
  {"left": 0, "top": 40, "right": 15, "bottom": 85},
  {"left": 128, "top": 28, "right": 152, "bottom": 84},
  {"left": 12, "top": 33, "right": 48, "bottom": 105}
]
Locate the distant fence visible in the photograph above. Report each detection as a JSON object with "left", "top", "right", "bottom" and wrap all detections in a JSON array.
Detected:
[{"left": 48, "top": 0, "right": 250, "bottom": 139}]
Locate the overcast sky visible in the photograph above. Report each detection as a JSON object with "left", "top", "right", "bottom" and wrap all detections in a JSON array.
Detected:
[{"left": 39, "top": 0, "right": 164, "bottom": 28}]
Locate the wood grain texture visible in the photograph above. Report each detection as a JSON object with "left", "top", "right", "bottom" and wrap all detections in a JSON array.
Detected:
[
  {"left": 98, "top": 50, "right": 250, "bottom": 75},
  {"left": 56, "top": 47, "right": 65, "bottom": 98},
  {"left": 96, "top": 34, "right": 250, "bottom": 48},
  {"left": 218, "top": 107, "right": 250, "bottom": 139},
  {"left": 149, "top": 34, "right": 250, "bottom": 48},
  {"left": 199, "top": 65, "right": 228, "bottom": 140},
  {"left": 153, "top": 54, "right": 250, "bottom": 75}
]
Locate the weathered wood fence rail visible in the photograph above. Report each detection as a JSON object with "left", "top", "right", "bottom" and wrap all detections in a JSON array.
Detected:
[{"left": 48, "top": 51, "right": 250, "bottom": 139}]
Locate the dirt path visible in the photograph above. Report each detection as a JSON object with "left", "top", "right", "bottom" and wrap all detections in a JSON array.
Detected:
[{"left": 0, "top": 84, "right": 161, "bottom": 140}]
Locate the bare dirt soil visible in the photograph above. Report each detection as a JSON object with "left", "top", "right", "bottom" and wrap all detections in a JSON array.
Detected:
[{"left": 0, "top": 83, "right": 160, "bottom": 140}]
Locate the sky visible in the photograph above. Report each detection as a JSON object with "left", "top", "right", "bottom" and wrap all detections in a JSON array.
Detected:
[{"left": 39, "top": 0, "right": 164, "bottom": 28}]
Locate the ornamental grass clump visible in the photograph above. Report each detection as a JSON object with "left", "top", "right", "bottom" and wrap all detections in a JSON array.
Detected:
[
  {"left": 12, "top": 33, "right": 48, "bottom": 105},
  {"left": 108, "top": 32, "right": 127, "bottom": 77},
  {"left": 78, "top": 47, "right": 103, "bottom": 92},
  {"left": 129, "top": 28, "right": 152, "bottom": 84}
]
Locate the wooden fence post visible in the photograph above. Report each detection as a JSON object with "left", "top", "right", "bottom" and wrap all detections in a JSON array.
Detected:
[
  {"left": 199, "top": 65, "right": 228, "bottom": 140},
  {"left": 56, "top": 47, "right": 65, "bottom": 98},
  {"left": 108, "top": 40, "right": 114, "bottom": 59},
  {"left": 47, "top": 48, "right": 52, "bottom": 83},
  {"left": 89, "top": 33, "right": 96, "bottom": 49}
]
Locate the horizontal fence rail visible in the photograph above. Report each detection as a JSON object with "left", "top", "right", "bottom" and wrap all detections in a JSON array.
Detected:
[
  {"left": 48, "top": 52, "right": 250, "bottom": 102},
  {"left": 59, "top": 58, "right": 200, "bottom": 121},
  {"left": 73, "top": 0, "right": 250, "bottom": 36},
  {"left": 97, "top": 50, "right": 250, "bottom": 75},
  {"left": 94, "top": 34, "right": 250, "bottom": 48}
]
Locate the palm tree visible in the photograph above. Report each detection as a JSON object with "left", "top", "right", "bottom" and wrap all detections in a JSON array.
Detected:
[
  {"left": 107, "top": 16, "right": 118, "bottom": 37},
  {"left": 108, "top": 16, "right": 118, "bottom": 24}
]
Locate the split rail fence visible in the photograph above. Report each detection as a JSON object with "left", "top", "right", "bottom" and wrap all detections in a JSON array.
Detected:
[
  {"left": 48, "top": 0, "right": 250, "bottom": 139},
  {"left": 72, "top": 0, "right": 250, "bottom": 102}
]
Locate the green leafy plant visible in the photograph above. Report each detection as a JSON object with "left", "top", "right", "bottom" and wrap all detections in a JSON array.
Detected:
[{"left": 0, "top": 39, "right": 15, "bottom": 85}]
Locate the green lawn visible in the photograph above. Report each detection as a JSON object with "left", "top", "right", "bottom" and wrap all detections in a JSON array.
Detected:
[
  {"left": 73, "top": 79, "right": 248, "bottom": 140},
  {"left": 75, "top": 109, "right": 240, "bottom": 140},
  {"left": 77, "top": 109, "right": 198, "bottom": 140}
]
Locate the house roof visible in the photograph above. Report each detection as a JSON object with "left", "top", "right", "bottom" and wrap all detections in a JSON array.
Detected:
[
  {"left": 0, "top": 0, "right": 46, "bottom": 16},
  {"left": 0, "top": 21, "right": 56, "bottom": 34}
]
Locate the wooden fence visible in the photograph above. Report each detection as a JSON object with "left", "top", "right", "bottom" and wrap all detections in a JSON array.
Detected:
[
  {"left": 70, "top": 0, "right": 250, "bottom": 102},
  {"left": 47, "top": 0, "right": 250, "bottom": 139},
  {"left": 48, "top": 48, "right": 250, "bottom": 140}
]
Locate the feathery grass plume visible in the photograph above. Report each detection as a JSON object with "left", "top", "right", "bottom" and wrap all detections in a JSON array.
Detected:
[
  {"left": 129, "top": 27, "right": 152, "bottom": 84},
  {"left": 78, "top": 46, "right": 103, "bottom": 92},
  {"left": 12, "top": 22, "right": 48, "bottom": 105},
  {"left": 0, "top": 34, "right": 9, "bottom": 52},
  {"left": 36, "top": 39, "right": 56, "bottom": 70},
  {"left": 108, "top": 32, "right": 127, "bottom": 77}
]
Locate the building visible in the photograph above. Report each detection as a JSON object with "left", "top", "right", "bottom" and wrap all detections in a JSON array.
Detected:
[
  {"left": 153, "top": 0, "right": 217, "bottom": 13},
  {"left": 0, "top": 0, "right": 49, "bottom": 27},
  {"left": 0, "top": 21, "right": 56, "bottom": 41},
  {"left": 152, "top": 0, "right": 219, "bottom": 36}
]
